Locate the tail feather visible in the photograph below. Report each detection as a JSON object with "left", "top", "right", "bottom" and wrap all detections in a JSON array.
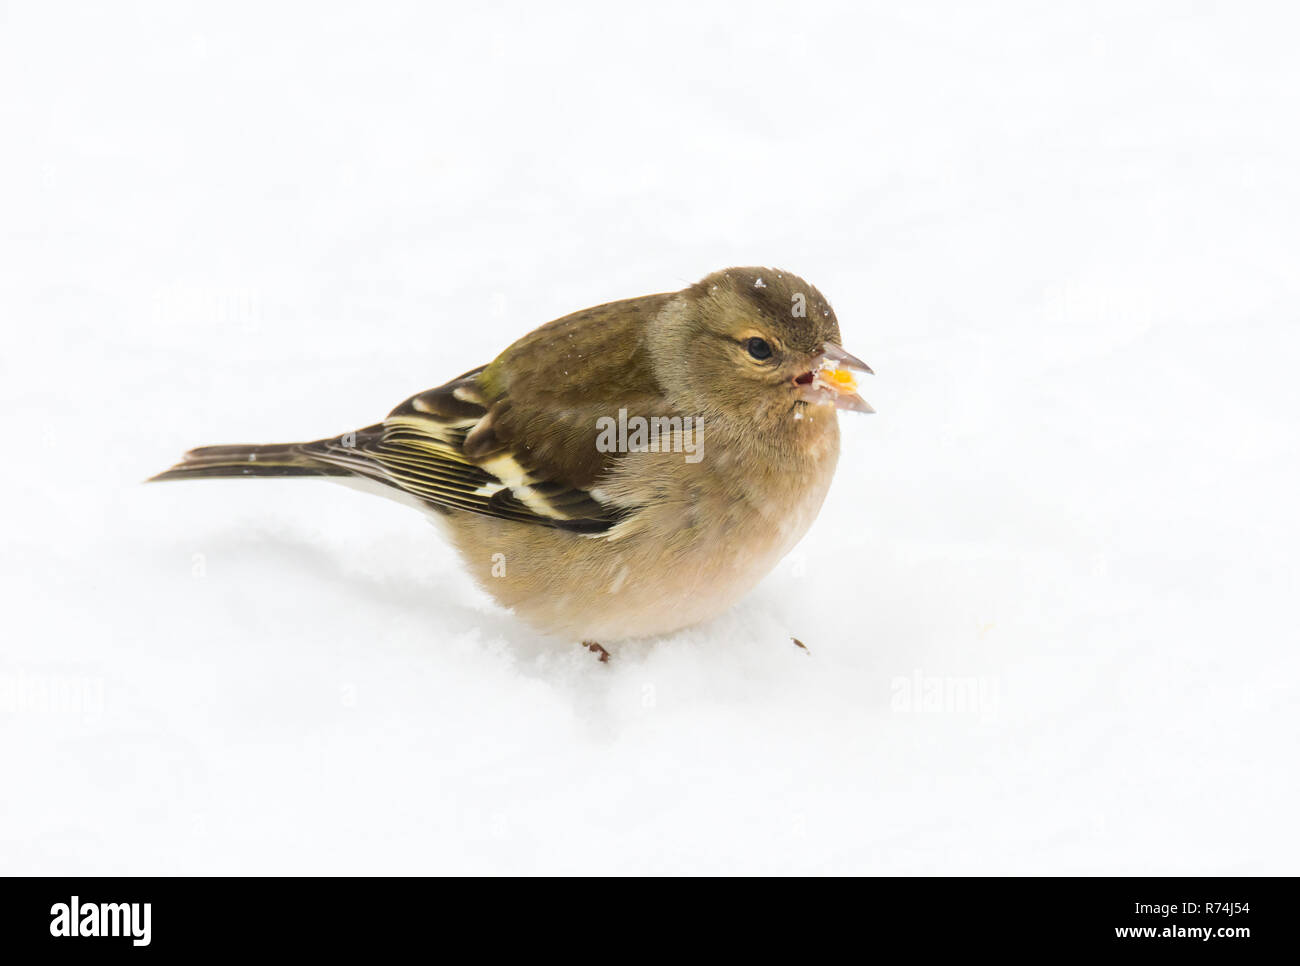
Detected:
[{"left": 147, "top": 441, "right": 350, "bottom": 483}]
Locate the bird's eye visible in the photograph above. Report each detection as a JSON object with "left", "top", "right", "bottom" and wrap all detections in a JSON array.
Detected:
[{"left": 745, "top": 337, "right": 773, "bottom": 361}]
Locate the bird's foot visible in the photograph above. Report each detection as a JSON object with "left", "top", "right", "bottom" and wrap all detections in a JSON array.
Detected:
[{"left": 582, "top": 641, "right": 611, "bottom": 663}]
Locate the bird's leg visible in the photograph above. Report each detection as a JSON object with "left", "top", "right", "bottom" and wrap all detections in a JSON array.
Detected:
[{"left": 582, "top": 641, "right": 611, "bottom": 663}]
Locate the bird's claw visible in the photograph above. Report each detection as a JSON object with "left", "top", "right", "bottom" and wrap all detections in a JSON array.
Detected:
[{"left": 582, "top": 641, "right": 611, "bottom": 663}]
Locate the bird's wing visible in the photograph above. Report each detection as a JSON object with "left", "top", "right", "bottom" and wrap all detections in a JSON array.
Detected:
[
  {"left": 301, "top": 368, "right": 617, "bottom": 532},
  {"left": 305, "top": 293, "right": 677, "bottom": 534}
]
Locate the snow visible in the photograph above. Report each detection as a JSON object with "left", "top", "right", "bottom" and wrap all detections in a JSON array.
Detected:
[{"left": 3, "top": 2, "right": 1298, "bottom": 874}]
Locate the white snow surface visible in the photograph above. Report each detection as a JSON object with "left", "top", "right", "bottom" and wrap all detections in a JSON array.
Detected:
[{"left": 2, "top": 2, "right": 1298, "bottom": 874}]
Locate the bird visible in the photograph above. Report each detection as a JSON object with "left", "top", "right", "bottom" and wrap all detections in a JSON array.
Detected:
[{"left": 150, "top": 267, "right": 873, "bottom": 658}]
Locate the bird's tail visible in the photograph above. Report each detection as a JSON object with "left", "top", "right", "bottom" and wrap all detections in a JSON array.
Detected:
[{"left": 147, "top": 441, "right": 351, "bottom": 483}]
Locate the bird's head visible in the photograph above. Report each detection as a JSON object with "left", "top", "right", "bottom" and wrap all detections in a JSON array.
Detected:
[{"left": 648, "top": 267, "right": 873, "bottom": 436}]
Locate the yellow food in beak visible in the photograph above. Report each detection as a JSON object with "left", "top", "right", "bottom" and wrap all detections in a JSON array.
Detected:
[
  {"left": 801, "top": 343, "right": 875, "bottom": 414},
  {"left": 818, "top": 367, "right": 858, "bottom": 394}
]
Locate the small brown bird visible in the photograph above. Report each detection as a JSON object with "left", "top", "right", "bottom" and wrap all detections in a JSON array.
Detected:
[{"left": 151, "top": 267, "right": 873, "bottom": 655}]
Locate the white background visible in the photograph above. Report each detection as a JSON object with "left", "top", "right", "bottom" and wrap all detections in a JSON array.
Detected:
[{"left": 2, "top": 1, "right": 1297, "bottom": 874}]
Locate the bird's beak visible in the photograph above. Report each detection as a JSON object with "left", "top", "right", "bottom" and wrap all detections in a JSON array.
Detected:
[{"left": 795, "top": 342, "right": 875, "bottom": 413}]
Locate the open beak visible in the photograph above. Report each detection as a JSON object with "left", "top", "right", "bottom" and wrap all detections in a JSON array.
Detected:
[{"left": 795, "top": 342, "right": 875, "bottom": 413}]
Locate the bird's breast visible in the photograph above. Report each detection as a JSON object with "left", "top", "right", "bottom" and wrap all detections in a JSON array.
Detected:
[{"left": 448, "top": 422, "right": 841, "bottom": 642}]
